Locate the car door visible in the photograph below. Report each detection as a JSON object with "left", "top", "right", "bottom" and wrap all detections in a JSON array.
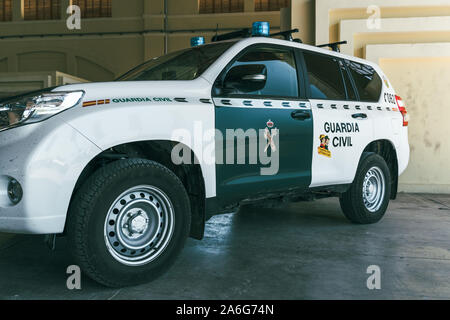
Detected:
[
  {"left": 300, "top": 49, "right": 375, "bottom": 188},
  {"left": 212, "top": 44, "right": 313, "bottom": 205}
]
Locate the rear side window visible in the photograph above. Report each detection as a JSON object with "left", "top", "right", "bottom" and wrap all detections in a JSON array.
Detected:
[
  {"left": 303, "top": 51, "right": 346, "bottom": 100},
  {"left": 345, "top": 60, "right": 382, "bottom": 102}
]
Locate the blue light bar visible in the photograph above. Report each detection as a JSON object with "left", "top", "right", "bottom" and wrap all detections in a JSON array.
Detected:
[
  {"left": 252, "top": 21, "right": 270, "bottom": 37},
  {"left": 190, "top": 36, "right": 205, "bottom": 47}
]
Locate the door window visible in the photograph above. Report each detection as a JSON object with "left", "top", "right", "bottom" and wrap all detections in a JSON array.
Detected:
[
  {"left": 215, "top": 46, "right": 299, "bottom": 98},
  {"left": 303, "top": 51, "right": 346, "bottom": 100}
]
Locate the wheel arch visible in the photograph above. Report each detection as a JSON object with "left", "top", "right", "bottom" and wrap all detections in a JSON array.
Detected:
[
  {"left": 362, "top": 139, "right": 399, "bottom": 200},
  {"left": 67, "top": 140, "right": 206, "bottom": 240}
]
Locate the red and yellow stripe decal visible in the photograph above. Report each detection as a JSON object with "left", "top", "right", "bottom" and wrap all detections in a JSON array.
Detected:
[{"left": 83, "top": 99, "right": 111, "bottom": 107}]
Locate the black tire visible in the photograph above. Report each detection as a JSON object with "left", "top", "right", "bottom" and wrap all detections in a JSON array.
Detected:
[
  {"left": 66, "top": 159, "right": 191, "bottom": 287},
  {"left": 339, "top": 153, "right": 391, "bottom": 224}
]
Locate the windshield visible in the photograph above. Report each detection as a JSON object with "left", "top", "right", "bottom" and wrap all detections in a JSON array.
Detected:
[{"left": 116, "top": 41, "right": 236, "bottom": 81}]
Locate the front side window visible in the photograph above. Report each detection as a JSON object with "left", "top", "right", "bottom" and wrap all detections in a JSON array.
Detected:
[
  {"left": 345, "top": 60, "right": 382, "bottom": 102},
  {"left": 303, "top": 50, "right": 346, "bottom": 100},
  {"left": 117, "top": 42, "right": 236, "bottom": 81},
  {"left": 216, "top": 46, "right": 299, "bottom": 98}
]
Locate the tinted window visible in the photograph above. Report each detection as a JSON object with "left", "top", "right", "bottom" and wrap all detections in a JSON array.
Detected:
[
  {"left": 345, "top": 60, "right": 382, "bottom": 102},
  {"left": 218, "top": 46, "right": 299, "bottom": 98},
  {"left": 117, "top": 42, "right": 236, "bottom": 81},
  {"left": 303, "top": 51, "right": 346, "bottom": 100},
  {"left": 341, "top": 61, "right": 357, "bottom": 100}
]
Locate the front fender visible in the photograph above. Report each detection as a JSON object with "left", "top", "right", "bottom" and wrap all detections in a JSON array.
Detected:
[{"left": 0, "top": 117, "right": 101, "bottom": 234}]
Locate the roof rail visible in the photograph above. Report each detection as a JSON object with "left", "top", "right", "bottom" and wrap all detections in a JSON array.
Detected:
[
  {"left": 211, "top": 28, "right": 302, "bottom": 43},
  {"left": 317, "top": 41, "right": 347, "bottom": 52},
  {"left": 270, "top": 29, "right": 301, "bottom": 42}
]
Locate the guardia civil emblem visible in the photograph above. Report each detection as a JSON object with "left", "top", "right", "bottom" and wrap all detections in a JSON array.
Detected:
[{"left": 264, "top": 120, "right": 278, "bottom": 153}]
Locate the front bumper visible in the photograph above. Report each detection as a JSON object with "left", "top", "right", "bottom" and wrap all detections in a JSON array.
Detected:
[{"left": 0, "top": 118, "right": 101, "bottom": 234}]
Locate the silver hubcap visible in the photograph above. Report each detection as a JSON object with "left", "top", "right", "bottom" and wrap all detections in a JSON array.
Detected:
[
  {"left": 362, "top": 166, "right": 385, "bottom": 212},
  {"left": 104, "top": 185, "right": 175, "bottom": 266}
]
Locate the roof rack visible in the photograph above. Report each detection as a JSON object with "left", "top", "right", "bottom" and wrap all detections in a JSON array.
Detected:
[
  {"left": 211, "top": 28, "right": 251, "bottom": 42},
  {"left": 270, "top": 29, "right": 301, "bottom": 42},
  {"left": 317, "top": 41, "right": 347, "bottom": 52},
  {"left": 211, "top": 28, "right": 302, "bottom": 43}
]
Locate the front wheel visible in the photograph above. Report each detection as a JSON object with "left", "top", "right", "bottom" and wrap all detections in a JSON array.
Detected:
[
  {"left": 339, "top": 153, "right": 391, "bottom": 224},
  {"left": 66, "top": 159, "right": 191, "bottom": 287}
]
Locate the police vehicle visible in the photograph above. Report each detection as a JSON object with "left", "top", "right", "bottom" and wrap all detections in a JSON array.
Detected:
[{"left": 0, "top": 22, "right": 409, "bottom": 287}]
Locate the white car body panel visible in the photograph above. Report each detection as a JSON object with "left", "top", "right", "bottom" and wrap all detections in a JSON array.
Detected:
[
  {"left": 309, "top": 99, "right": 375, "bottom": 187},
  {"left": 0, "top": 118, "right": 101, "bottom": 233}
]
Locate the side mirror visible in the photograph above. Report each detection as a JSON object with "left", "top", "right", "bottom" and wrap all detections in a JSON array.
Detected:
[{"left": 222, "top": 64, "right": 267, "bottom": 94}]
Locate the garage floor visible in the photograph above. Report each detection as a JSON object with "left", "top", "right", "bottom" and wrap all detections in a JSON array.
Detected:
[{"left": 0, "top": 193, "right": 449, "bottom": 300}]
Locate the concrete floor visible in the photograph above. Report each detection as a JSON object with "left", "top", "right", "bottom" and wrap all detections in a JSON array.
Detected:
[{"left": 0, "top": 193, "right": 449, "bottom": 300}]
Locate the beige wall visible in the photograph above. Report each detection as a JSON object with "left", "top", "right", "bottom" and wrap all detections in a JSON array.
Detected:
[
  {"left": 380, "top": 57, "right": 450, "bottom": 193},
  {"left": 314, "top": 0, "right": 450, "bottom": 193},
  {"left": 290, "top": 0, "right": 315, "bottom": 45}
]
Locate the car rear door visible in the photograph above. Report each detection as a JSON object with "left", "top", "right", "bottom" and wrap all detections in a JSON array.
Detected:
[
  {"left": 212, "top": 44, "right": 313, "bottom": 205},
  {"left": 300, "top": 49, "right": 375, "bottom": 187}
]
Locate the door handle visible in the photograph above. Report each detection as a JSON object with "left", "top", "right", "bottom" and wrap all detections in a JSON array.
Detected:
[
  {"left": 351, "top": 113, "right": 368, "bottom": 119},
  {"left": 291, "top": 110, "right": 311, "bottom": 121}
]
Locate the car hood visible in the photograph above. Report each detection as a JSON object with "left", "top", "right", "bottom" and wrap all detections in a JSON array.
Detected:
[{"left": 52, "top": 78, "right": 213, "bottom": 105}]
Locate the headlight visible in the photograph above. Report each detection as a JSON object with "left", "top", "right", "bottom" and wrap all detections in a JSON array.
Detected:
[{"left": 0, "top": 90, "right": 84, "bottom": 131}]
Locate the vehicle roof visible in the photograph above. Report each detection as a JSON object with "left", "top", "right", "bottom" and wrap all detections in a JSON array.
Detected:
[{"left": 200, "top": 36, "right": 384, "bottom": 85}]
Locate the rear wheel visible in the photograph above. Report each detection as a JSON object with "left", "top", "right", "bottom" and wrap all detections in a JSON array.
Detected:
[
  {"left": 67, "top": 159, "right": 191, "bottom": 287},
  {"left": 340, "top": 153, "right": 391, "bottom": 224}
]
